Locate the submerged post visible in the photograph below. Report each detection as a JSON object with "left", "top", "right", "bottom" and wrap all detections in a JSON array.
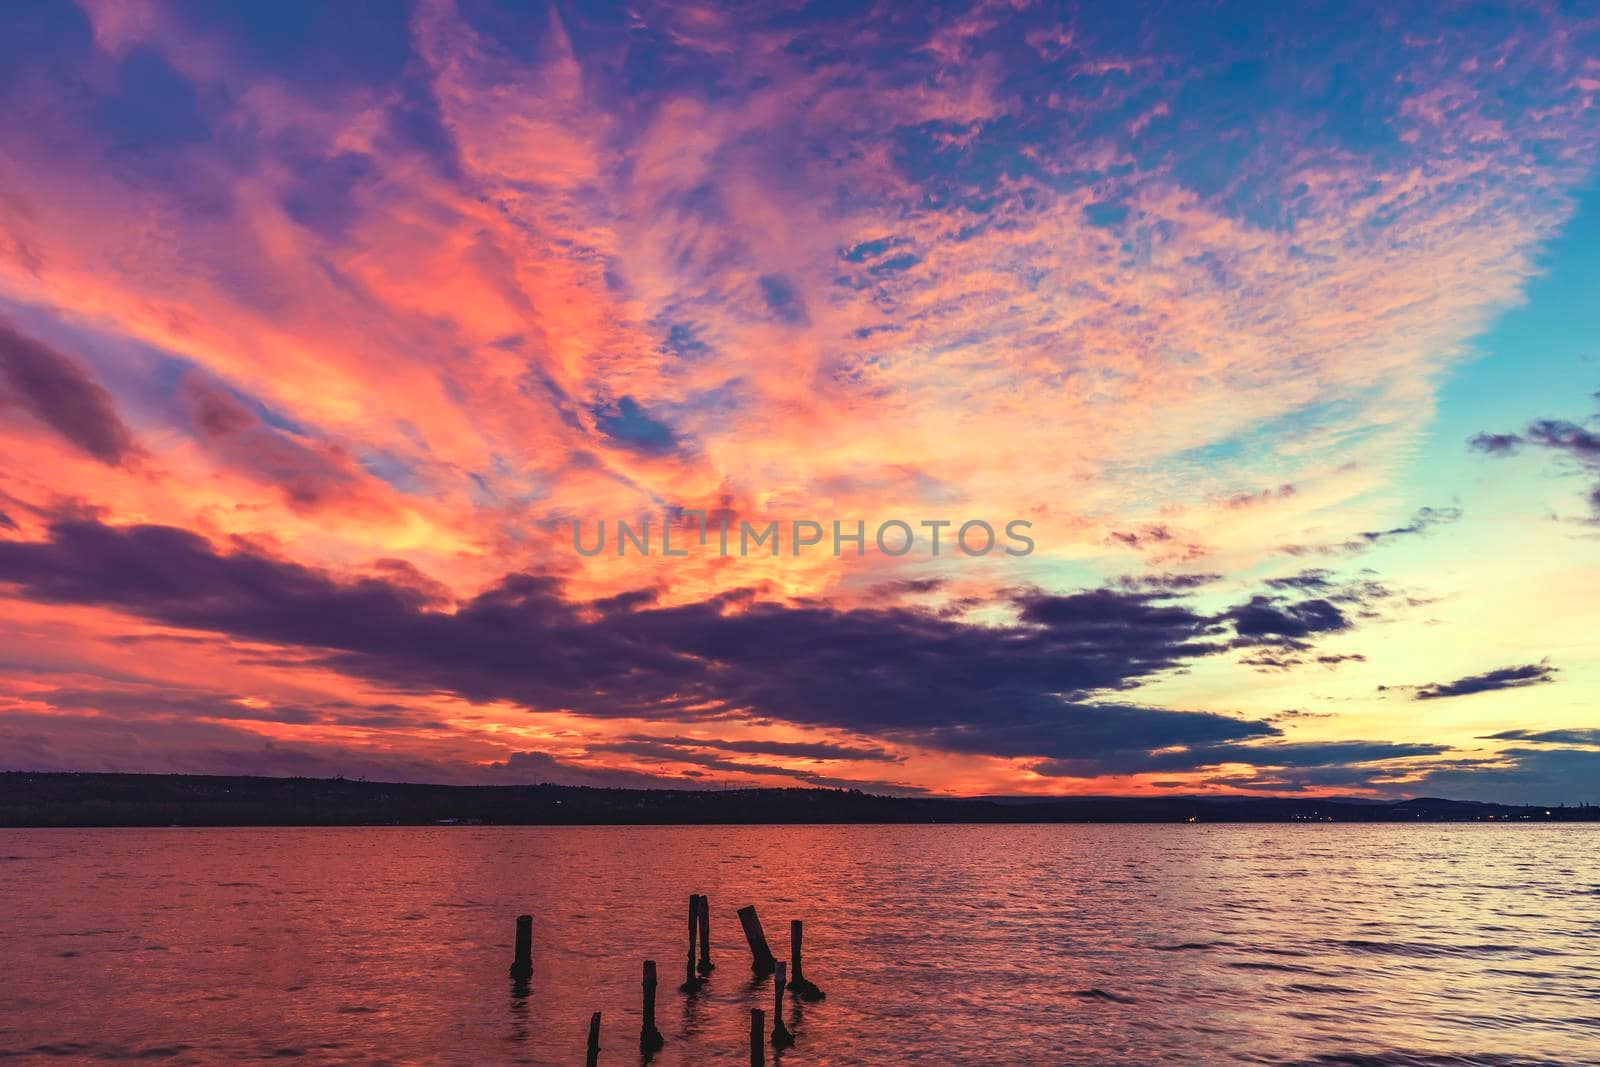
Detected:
[
  {"left": 586, "top": 1011, "right": 602, "bottom": 1067},
  {"left": 509, "top": 914, "right": 533, "bottom": 980},
  {"left": 737, "top": 905, "right": 777, "bottom": 976},
  {"left": 771, "top": 961, "right": 793, "bottom": 1047},
  {"left": 750, "top": 1008, "right": 765, "bottom": 1067},
  {"left": 640, "top": 960, "right": 664, "bottom": 1054},
  {"left": 697, "top": 893, "right": 714, "bottom": 975},
  {"left": 787, "top": 920, "right": 825, "bottom": 1001},
  {"left": 680, "top": 894, "right": 705, "bottom": 992}
]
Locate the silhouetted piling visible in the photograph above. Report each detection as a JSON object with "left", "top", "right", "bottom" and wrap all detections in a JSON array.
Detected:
[
  {"left": 697, "top": 893, "right": 714, "bottom": 975},
  {"left": 640, "top": 960, "right": 664, "bottom": 1054},
  {"left": 737, "top": 905, "right": 777, "bottom": 976},
  {"left": 509, "top": 914, "right": 533, "bottom": 980},
  {"left": 750, "top": 1008, "right": 765, "bottom": 1067},
  {"left": 787, "top": 920, "right": 825, "bottom": 1001},
  {"left": 680, "top": 894, "right": 705, "bottom": 992},
  {"left": 586, "top": 1011, "right": 601, "bottom": 1067},
  {"left": 771, "top": 961, "right": 793, "bottom": 1047}
]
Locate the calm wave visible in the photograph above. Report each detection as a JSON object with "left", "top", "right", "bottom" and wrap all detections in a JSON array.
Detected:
[{"left": 1, "top": 825, "right": 1596, "bottom": 1064}]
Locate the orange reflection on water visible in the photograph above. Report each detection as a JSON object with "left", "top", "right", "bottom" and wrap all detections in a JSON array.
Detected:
[{"left": 1, "top": 824, "right": 1596, "bottom": 1064}]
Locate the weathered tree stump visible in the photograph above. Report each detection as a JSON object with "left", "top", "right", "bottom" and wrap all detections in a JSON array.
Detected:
[
  {"left": 771, "top": 961, "right": 794, "bottom": 1047},
  {"left": 640, "top": 960, "right": 664, "bottom": 1054},
  {"left": 508, "top": 914, "right": 533, "bottom": 980},
  {"left": 586, "top": 1011, "right": 602, "bottom": 1067},
  {"left": 696, "top": 893, "right": 714, "bottom": 975},
  {"left": 787, "top": 919, "right": 825, "bottom": 1001},
  {"left": 680, "top": 894, "right": 705, "bottom": 992},
  {"left": 750, "top": 1008, "right": 765, "bottom": 1067},
  {"left": 737, "top": 904, "right": 777, "bottom": 976}
]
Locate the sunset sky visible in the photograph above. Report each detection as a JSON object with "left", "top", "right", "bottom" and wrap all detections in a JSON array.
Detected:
[{"left": 1, "top": 1, "right": 1597, "bottom": 801}]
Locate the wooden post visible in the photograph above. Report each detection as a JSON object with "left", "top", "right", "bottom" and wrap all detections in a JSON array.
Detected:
[
  {"left": 771, "top": 961, "right": 793, "bottom": 1047},
  {"left": 787, "top": 920, "right": 825, "bottom": 1001},
  {"left": 508, "top": 914, "right": 533, "bottom": 980},
  {"left": 696, "top": 893, "right": 714, "bottom": 975},
  {"left": 680, "top": 894, "right": 704, "bottom": 992},
  {"left": 586, "top": 1011, "right": 601, "bottom": 1067},
  {"left": 750, "top": 1008, "right": 765, "bottom": 1067},
  {"left": 640, "top": 960, "right": 664, "bottom": 1054},
  {"left": 736, "top": 905, "right": 777, "bottom": 976}
]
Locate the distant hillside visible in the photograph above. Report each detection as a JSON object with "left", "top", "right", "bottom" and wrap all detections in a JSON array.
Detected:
[{"left": 1, "top": 773, "right": 1596, "bottom": 827}]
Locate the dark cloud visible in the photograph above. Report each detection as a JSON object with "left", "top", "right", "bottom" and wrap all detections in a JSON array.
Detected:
[
  {"left": 0, "top": 509, "right": 14, "bottom": 530},
  {"left": 1228, "top": 570, "right": 1398, "bottom": 666},
  {"left": 0, "top": 517, "right": 1280, "bottom": 766},
  {"left": 1108, "top": 524, "right": 1206, "bottom": 560},
  {"left": 1403, "top": 747, "right": 1600, "bottom": 805},
  {"left": 579, "top": 738, "right": 925, "bottom": 794},
  {"left": 1259, "top": 570, "right": 1391, "bottom": 600},
  {"left": 1471, "top": 408, "right": 1600, "bottom": 520},
  {"left": 1467, "top": 431, "right": 1522, "bottom": 455},
  {"left": 0, "top": 317, "right": 137, "bottom": 465},
  {"left": 0, "top": 519, "right": 1479, "bottom": 781},
  {"left": 1230, "top": 595, "right": 1347, "bottom": 642},
  {"left": 179, "top": 374, "right": 369, "bottom": 512},
  {"left": 482, "top": 751, "right": 693, "bottom": 789},
  {"left": 0, "top": 708, "right": 484, "bottom": 784},
  {"left": 867, "top": 577, "right": 948, "bottom": 599},
  {"left": 591, "top": 587, "right": 662, "bottom": 615},
  {"left": 889, "top": 701, "right": 1276, "bottom": 764},
  {"left": 1111, "top": 524, "right": 1172, "bottom": 547},
  {"left": 620, "top": 735, "right": 902, "bottom": 763},
  {"left": 1384, "top": 661, "right": 1558, "bottom": 701},
  {"left": 1270, "top": 708, "right": 1333, "bottom": 722},
  {"left": 33, "top": 682, "right": 450, "bottom": 731},
  {"left": 0, "top": 693, "right": 686, "bottom": 788},
  {"left": 1238, "top": 651, "right": 1303, "bottom": 671},
  {"left": 1113, "top": 572, "right": 1222, "bottom": 592},
  {"left": 1282, "top": 506, "right": 1461, "bottom": 557},
  {"left": 1350, "top": 505, "right": 1464, "bottom": 548},
  {"left": 1032, "top": 739, "right": 1446, "bottom": 778},
  {"left": 587, "top": 738, "right": 907, "bottom": 789},
  {"left": 1206, "top": 740, "right": 1447, "bottom": 767},
  {"left": 1478, "top": 727, "right": 1600, "bottom": 746},
  {"left": 1238, "top": 649, "right": 1366, "bottom": 672},
  {"left": 1264, "top": 569, "right": 1334, "bottom": 590},
  {"left": 1521, "top": 419, "right": 1600, "bottom": 458},
  {"left": 1199, "top": 764, "right": 1419, "bottom": 793}
]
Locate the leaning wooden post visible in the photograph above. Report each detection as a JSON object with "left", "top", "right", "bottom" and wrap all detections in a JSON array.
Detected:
[
  {"left": 508, "top": 914, "right": 533, "bottom": 980},
  {"left": 696, "top": 893, "right": 714, "bottom": 975},
  {"left": 750, "top": 1008, "right": 765, "bottom": 1067},
  {"left": 586, "top": 1011, "right": 602, "bottom": 1067},
  {"left": 771, "top": 961, "right": 793, "bottom": 1047},
  {"left": 787, "top": 920, "right": 825, "bottom": 1001},
  {"left": 680, "top": 894, "right": 705, "bottom": 992},
  {"left": 736, "top": 905, "right": 777, "bottom": 976},
  {"left": 640, "top": 960, "right": 664, "bottom": 1054}
]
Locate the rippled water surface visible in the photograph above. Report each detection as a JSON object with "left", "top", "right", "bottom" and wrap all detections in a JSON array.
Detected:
[{"left": 1, "top": 825, "right": 1597, "bottom": 1064}]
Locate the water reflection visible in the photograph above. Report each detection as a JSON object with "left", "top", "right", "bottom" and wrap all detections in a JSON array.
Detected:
[
  {"left": 506, "top": 978, "right": 532, "bottom": 1048},
  {"left": 0, "top": 825, "right": 1596, "bottom": 1064}
]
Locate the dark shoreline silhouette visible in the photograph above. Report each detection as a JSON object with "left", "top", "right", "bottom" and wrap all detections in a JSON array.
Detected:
[{"left": 2, "top": 772, "right": 1596, "bottom": 827}]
